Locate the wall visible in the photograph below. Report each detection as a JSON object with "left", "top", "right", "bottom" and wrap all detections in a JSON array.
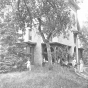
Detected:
[
  {"left": 32, "top": 28, "right": 43, "bottom": 66},
  {"left": 23, "top": 1, "right": 80, "bottom": 65}
]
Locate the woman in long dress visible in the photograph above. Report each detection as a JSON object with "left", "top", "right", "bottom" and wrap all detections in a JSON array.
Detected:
[
  {"left": 71, "top": 58, "right": 77, "bottom": 71},
  {"left": 79, "top": 59, "right": 84, "bottom": 72}
]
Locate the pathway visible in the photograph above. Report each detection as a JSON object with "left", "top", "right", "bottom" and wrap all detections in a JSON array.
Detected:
[{"left": 75, "top": 67, "right": 88, "bottom": 79}]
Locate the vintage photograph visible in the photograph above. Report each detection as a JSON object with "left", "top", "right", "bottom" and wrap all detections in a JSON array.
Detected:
[{"left": 0, "top": 0, "right": 88, "bottom": 88}]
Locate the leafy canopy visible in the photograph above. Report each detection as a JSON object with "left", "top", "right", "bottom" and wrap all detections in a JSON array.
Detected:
[{"left": 17, "top": 0, "right": 72, "bottom": 41}]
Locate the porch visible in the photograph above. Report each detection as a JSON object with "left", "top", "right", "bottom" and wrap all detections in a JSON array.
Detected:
[
  {"left": 16, "top": 41, "right": 36, "bottom": 65},
  {"left": 42, "top": 42, "right": 72, "bottom": 64}
]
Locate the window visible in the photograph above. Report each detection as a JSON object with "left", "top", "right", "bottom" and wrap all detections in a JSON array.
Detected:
[
  {"left": 74, "top": 33, "right": 76, "bottom": 44},
  {"left": 72, "top": 14, "right": 76, "bottom": 26},
  {"left": 29, "top": 29, "right": 32, "bottom": 40},
  {"left": 29, "top": 36, "right": 32, "bottom": 40}
]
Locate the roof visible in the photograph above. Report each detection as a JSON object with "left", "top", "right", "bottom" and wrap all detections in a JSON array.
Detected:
[
  {"left": 72, "top": 30, "right": 79, "bottom": 34},
  {"left": 42, "top": 42, "right": 71, "bottom": 47},
  {"left": 74, "top": 46, "right": 84, "bottom": 50},
  {"left": 16, "top": 41, "right": 36, "bottom": 46},
  {"left": 68, "top": 0, "right": 80, "bottom": 10},
  {"left": 25, "top": 41, "right": 36, "bottom": 46},
  {"left": 78, "top": 48, "right": 84, "bottom": 50}
]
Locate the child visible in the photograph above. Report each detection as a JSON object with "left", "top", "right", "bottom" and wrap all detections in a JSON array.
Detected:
[
  {"left": 71, "top": 58, "right": 77, "bottom": 71},
  {"left": 72, "top": 59, "right": 76, "bottom": 67},
  {"left": 26, "top": 60, "right": 31, "bottom": 71}
]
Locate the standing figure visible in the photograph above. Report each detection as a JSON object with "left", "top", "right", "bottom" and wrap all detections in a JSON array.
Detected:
[
  {"left": 72, "top": 59, "right": 76, "bottom": 67},
  {"left": 79, "top": 59, "right": 84, "bottom": 72},
  {"left": 72, "top": 58, "right": 77, "bottom": 71},
  {"left": 26, "top": 60, "right": 31, "bottom": 71}
]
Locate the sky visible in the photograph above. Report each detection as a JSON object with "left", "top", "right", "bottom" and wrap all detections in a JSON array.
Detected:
[{"left": 77, "top": 0, "right": 88, "bottom": 27}]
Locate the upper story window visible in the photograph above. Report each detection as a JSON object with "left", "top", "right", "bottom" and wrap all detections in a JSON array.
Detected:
[
  {"left": 29, "top": 29, "right": 32, "bottom": 40},
  {"left": 74, "top": 33, "right": 77, "bottom": 44},
  {"left": 72, "top": 14, "right": 76, "bottom": 26}
]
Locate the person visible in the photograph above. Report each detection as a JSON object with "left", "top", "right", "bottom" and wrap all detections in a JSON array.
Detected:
[
  {"left": 57, "top": 58, "right": 60, "bottom": 64},
  {"left": 72, "top": 59, "right": 76, "bottom": 67},
  {"left": 79, "top": 59, "right": 84, "bottom": 72},
  {"left": 71, "top": 58, "right": 77, "bottom": 71},
  {"left": 26, "top": 59, "right": 31, "bottom": 71}
]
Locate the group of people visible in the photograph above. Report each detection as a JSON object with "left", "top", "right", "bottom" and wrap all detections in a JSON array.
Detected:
[
  {"left": 72, "top": 58, "right": 84, "bottom": 72},
  {"left": 25, "top": 57, "right": 84, "bottom": 73}
]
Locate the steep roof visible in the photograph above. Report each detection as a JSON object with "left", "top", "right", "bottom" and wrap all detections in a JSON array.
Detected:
[{"left": 68, "top": 0, "right": 80, "bottom": 10}]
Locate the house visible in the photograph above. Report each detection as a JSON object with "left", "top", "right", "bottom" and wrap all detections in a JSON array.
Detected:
[{"left": 22, "top": 0, "right": 82, "bottom": 65}]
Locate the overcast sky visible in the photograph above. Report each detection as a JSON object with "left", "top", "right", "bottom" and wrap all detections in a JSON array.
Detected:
[{"left": 77, "top": 0, "right": 88, "bottom": 27}]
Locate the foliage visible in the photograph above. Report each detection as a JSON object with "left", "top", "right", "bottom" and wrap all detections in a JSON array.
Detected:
[
  {"left": 79, "top": 26, "right": 88, "bottom": 64},
  {"left": 17, "top": 0, "right": 72, "bottom": 40},
  {"left": 0, "top": 0, "right": 73, "bottom": 69},
  {"left": 0, "top": 0, "right": 28, "bottom": 72},
  {"left": 16, "top": 0, "right": 72, "bottom": 66}
]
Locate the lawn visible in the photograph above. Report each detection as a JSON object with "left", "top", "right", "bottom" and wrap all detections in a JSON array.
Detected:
[{"left": 0, "top": 64, "right": 88, "bottom": 88}]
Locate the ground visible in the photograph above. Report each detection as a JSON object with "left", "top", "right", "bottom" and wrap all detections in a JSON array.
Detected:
[{"left": 0, "top": 64, "right": 88, "bottom": 88}]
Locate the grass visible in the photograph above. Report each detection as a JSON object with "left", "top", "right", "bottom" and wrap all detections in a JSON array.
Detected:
[{"left": 0, "top": 64, "right": 88, "bottom": 88}]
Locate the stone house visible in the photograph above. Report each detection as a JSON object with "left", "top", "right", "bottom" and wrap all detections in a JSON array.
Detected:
[{"left": 22, "top": 0, "right": 83, "bottom": 65}]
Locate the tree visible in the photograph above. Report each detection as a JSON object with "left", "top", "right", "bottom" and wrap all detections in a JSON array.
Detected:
[
  {"left": 0, "top": 0, "right": 28, "bottom": 71},
  {"left": 79, "top": 26, "right": 88, "bottom": 64},
  {"left": 17, "top": 0, "right": 72, "bottom": 67}
]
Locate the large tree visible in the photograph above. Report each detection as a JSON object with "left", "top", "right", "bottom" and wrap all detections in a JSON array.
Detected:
[
  {"left": 0, "top": 0, "right": 28, "bottom": 71},
  {"left": 17, "top": 0, "right": 72, "bottom": 67}
]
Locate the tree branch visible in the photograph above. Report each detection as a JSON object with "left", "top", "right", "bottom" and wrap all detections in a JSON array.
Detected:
[
  {"left": 47, "top": 27, "right": 56, "bottom": 40},
  {"left": 17, "top": 0, "right": 24, "bottom": 22},
  {"left": 23, "top": 0, "right": 32, "bottom": 24},
  {"left": 47, "top": 32, "right": 52, "bottom": 40},
  {"left": 37, "top": 18, "right": 46, "bottom": 42},
  {"left": 17, "top": 0, "right": 20, "bottom": 11}
]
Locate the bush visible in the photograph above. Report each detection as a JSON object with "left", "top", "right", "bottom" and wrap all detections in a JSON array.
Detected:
[{"left": 0, "top": 43, "right": 30, "bottom": 73}]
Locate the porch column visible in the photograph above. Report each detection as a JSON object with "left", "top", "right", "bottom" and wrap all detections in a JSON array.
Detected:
[
  {"left": 76, "top": 34, "right": 79, "bottom": 63},
  {"left": 53, "top": 46, "right": 56, "bottom": 63}
]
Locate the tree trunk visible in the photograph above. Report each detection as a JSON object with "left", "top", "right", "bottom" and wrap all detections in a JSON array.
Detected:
[
  {"left": 45, "top": 42, "right": 52, "bottom": 68},
  {"left": 37, "top": 18, "right": 52, "bottom": 68}
]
